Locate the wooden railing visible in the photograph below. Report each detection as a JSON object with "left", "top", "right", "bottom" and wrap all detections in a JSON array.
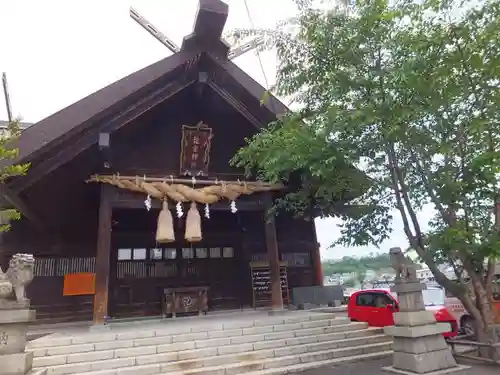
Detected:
[{"left": 449, "top": 335, "right": 500, "bottom": 365}]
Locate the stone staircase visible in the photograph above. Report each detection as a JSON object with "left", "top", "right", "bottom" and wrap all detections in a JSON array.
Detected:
[{"left": 27, "top": 312, "right": 392, "bottom": 375}]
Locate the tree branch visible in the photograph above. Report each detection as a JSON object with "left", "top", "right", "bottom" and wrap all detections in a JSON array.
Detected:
[
  {"left": 485, "top": 257, "right": 495, "bottom": 303},
  {"left": 386, "top": 148, "right": 416, "bottom": 242},
  {"left": 408, "top": 147, "right": 452, "bottom": 225},
  {"left": 391, "top": 147, "right": 423, "bottom": 241}
]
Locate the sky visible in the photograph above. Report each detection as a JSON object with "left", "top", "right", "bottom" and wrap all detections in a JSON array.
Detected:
[{"left": 0, "top": 0, "right": 431, "bottom": 260}]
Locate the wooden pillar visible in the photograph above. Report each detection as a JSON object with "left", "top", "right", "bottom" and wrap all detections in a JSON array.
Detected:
[
  {"left": 310, "top": 220, "right": 324, "bottom": 286},
  {"left": 93, "top": 184, "right": 113, "bottom": 325},
  {"left": 0, "top": 243, "right": 7, "bottom": 272},
  {"left": 0, "top": 217, "right": 12, "bottom": 271},
  {"left": 312, "top": 243, "right": 324, "bottom": 286},
  {"left": 264, "top": 194, "right": 283, "bottom": 310}
]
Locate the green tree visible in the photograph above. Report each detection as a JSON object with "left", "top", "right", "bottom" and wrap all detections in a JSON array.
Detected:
[
  {"left": 0, "top": 119, "right": 30, "bottom": 232},
  {"left": 357, "top": 269, "right": 366, "bottom": 285},
  {"left": 231, "top": 0, "right": 500, "bottom": 354},
  {"left": 322, "top": 253, "right": 393, "bottom": 275}
]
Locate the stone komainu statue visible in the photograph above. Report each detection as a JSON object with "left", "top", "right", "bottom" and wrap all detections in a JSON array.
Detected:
[
  {"left": 0, "top": 253, "right": 35, "bottom": 303},
  {"left": 389, "top": 247, "right": 417, "bottom": 282}
]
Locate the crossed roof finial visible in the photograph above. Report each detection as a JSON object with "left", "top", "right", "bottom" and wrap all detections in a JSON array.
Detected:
[{"left": 130, "top": 0, "right": 263, "bottom": 60}]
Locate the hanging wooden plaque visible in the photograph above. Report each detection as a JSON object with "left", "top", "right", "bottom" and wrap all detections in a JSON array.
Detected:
[{"left": 180, "top": 122, "right": 213, "bottom": 176}]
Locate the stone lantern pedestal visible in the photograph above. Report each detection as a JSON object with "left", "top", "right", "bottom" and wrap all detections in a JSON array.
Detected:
[
  {"left": 0, "top": 253, "right": 45, "bottom": 375},
  {"left": 382, "top": 280, "right": 468, "bottom": 374},
  {"left": 0, "top": 301, "right": 43, "bottom": 375}
]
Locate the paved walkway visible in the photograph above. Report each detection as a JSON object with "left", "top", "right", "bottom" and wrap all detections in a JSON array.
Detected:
[{"left": 299, "top": 357, "right": 498, "bottom": 375}]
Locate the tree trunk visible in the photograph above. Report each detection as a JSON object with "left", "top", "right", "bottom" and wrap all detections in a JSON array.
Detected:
[
  {"left": 417, "top": 256, "right": 499, "bottom": 360},
  {"left": 476, "top": 288, "right": 500, "bottom": 361},
  {"left": 459, "top": 279, "right": 500, "bottom": 360},
  {"left": 387, "top": 145, "right": 500, "bottom": 360}
]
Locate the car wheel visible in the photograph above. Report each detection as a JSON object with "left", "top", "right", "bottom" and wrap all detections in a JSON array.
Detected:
[{"left": 461, "top": 316, "right": 476, "bottom": 338}]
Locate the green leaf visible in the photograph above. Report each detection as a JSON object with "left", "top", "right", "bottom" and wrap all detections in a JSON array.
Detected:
[
  {"left": 0, "top": 118, "right": 30, "bottom": 228},
  {"left": 260, "top": 91, "right": 271, "bottom": 106},
  {"left": 231, "top": 0, "right": 500, "bottom": 303}
]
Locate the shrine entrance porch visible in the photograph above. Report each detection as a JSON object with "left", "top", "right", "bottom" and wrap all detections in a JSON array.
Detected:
[{"left": 107, "top": 208, "right": 259, "bottom": 320}]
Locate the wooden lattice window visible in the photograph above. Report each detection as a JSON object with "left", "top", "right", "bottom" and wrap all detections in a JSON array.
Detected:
[
  {"left": 210, "top": 247, "right": 221, "bottom": 258},
  {"left": 117, "top": 248, "right": 132, "bottom": 261},
  {"left": 150, "top": 248, "right": 163, "bottom": 260},
  {"left": 164, "top": 248, "right": 177, "bottom": 260},
  {"left": 223, "top": 247, "right": 234, "bottom": 258}
]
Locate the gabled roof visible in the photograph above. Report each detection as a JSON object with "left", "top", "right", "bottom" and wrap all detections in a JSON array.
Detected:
[
  {"left": 12, "top": 50, "right": 196, "bottom": 164},
  {"left": 4, "top": 0, "right": 289, "bottom": 194}
]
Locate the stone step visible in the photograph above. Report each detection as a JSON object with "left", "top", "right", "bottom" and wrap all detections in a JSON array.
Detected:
[
  {"left": 35, "top": 334, "right": 391, "bottom": 375},
  {"left": 30, "top": 320, "right": 368, "bottom": 358},
  {"left": 32, "top": 325, "right": 381, "bottom": 367},
  {"left": 29, "top": 317, "right": 362, "bottom": 357},
  {"left": 78, "top": 342, "right": 393, "bottom": 375},
  {"left": 231, "top": 350, "right": 393, "bottom": 375},
  {"left": 28, "top": 313, "right": 340, "bottom": 350}
]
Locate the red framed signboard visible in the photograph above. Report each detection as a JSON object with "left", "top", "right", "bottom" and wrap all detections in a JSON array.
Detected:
[{"left": 180, "top": 122, "right": 213, "bottom": 176}]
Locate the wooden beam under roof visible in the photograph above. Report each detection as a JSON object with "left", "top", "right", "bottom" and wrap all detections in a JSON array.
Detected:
[
  {"left": 208, "top": 83, "right": 263, "bottom": 128},
  {"left": 0, "top": 186, "right": 46, "bottom": 231},
  {"left": 213, "top": 55, "right": 289, "bottom": 118},
  {"left": 205, "top": 56, "right": 281, "bottom": 126}
]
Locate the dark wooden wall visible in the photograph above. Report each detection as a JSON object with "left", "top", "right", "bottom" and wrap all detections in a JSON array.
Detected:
[
  {"left": 110, "top": 85, "right": 256, "bottom": 177},
  {"left": 2, "top": 84, "right": 318, "bottom": 323}
]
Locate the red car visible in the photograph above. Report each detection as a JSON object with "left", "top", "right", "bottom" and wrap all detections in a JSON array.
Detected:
[{"left": 348, "top": 287, "right": 458, "bottom": 338}]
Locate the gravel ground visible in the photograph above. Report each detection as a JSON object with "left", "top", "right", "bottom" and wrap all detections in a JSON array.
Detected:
[{"left": 298, "top": 357, "right": 498, "bottom": 375}]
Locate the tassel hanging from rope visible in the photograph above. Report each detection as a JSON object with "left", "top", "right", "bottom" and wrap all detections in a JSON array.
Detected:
[
  {"left": 156, "top": 199, "right": 175, "bottom": 243},
  {"left": 185, "top": 201, "right": 202, "bottom": 242}
]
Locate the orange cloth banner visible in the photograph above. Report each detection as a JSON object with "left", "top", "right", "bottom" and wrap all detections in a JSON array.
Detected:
[{"left": 63, "top": 273, "right": 96, "bottom": 296}]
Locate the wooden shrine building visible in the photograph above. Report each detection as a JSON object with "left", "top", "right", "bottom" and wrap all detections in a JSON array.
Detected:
[{"left": 0, "top": 0, "right": 324, "bottom": 324}]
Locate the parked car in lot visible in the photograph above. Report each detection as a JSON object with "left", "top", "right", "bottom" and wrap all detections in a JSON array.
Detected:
[
  {"left": 348, "top": 287, "right": 458, "bottom": 338},
  {"left": 342, "top": 288, "right": 358, "bottom": 305}
]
